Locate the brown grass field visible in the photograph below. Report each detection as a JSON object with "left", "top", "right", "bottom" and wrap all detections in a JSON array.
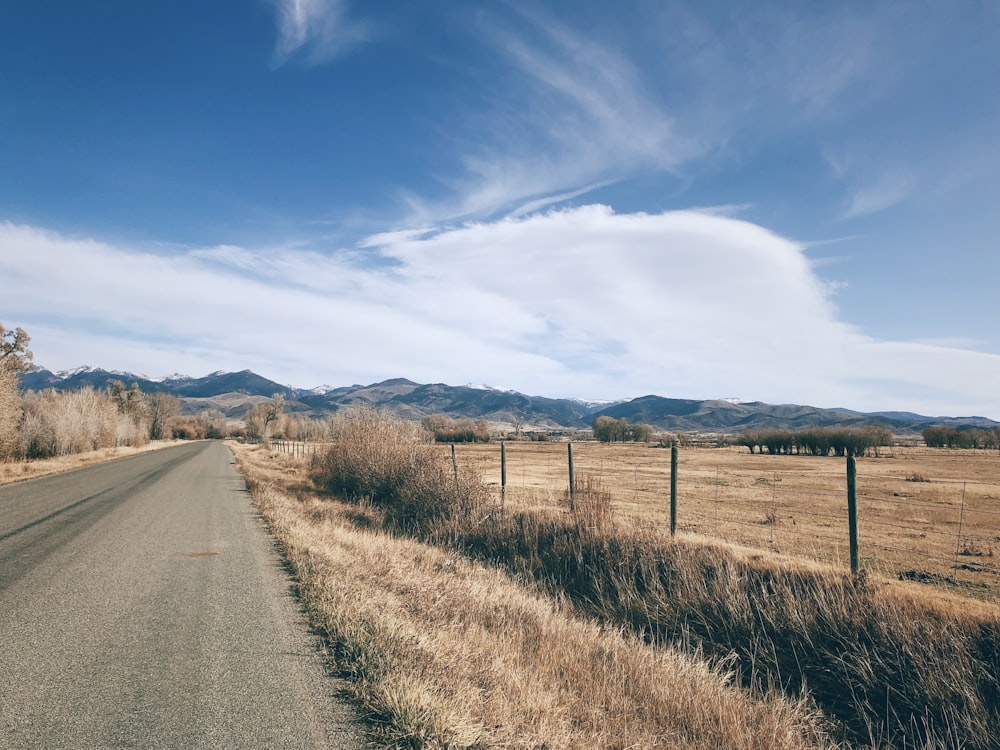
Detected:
[{"left": 430, "top": 442, "right": 1000, "bottom": 600}]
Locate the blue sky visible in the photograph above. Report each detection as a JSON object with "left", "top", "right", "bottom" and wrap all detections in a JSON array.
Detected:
[{"left": 2, "top": 1, "right": 999, "bottom": 418}]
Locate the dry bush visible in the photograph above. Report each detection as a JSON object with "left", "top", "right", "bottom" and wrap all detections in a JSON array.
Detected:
[
  {"left": 422, "top": 413, "right": 491, "bottom": 443},
  {"left": 170, "top": 417, "right": 207, "bottom": 440},
  {"left": 275, "top": 413, "right": 327, "bottom": 441},
  {"left": 310, "top": 408, "right": 429, "bottom": 504},
  {"left": 310, "top": 407, "right": 491, "bottom": 533}
]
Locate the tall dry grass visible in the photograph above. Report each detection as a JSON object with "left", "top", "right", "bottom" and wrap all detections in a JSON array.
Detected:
[
  {"left": 454, "top": 512, "right": 1000, "bottom": 748},
  {"left": 303, "top": 410, "right": 1000, "bottom": 749},
  {"left": 236, "top": 442, "right": 838, "bottom": 749}
]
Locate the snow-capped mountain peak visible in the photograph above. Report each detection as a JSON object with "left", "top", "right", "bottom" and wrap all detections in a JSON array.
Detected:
[
  {"left": 306, "top": 384, "right": 339, "bottom": 395},
  {"left": 55, "top": 365, "right": 94, "bottom": 378}
]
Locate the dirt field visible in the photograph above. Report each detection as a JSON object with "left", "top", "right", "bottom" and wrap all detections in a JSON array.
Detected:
[{"left": 441, "top": 441, "right": 1000, "bottom": 599}]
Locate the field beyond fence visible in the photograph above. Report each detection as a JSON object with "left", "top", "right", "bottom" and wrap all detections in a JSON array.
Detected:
[
  {"left": 270, "top": 439, "right": 1000, "bottom": 600},
  {"left": 455, "top": 442, "right": 1000, "bottom": 600}
]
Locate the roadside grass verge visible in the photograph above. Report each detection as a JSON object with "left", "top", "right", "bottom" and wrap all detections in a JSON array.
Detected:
[
  {"left": 233, "top": 441, "right": 839, "bottom": 749},
  {"left": 449, "top": 506, "right": 1000, "bottom": 748},
  {"left": 299, "top": 410, "right": 1000, "bottom": 750},
  {"left": 0, "top": 439, "right": 185, "bottom": 486}
]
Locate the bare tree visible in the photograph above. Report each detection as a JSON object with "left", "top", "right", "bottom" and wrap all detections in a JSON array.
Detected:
[
  {"left": 0, "top": 323, "right": 32, "bottom": 460},
  {"left": 0, "top": 365, "right": 20, "bottom": 460},
  {"left": 245, "top": 393, "right": 284, "bottom": 447},
  {"left": 146, "top": 392, "right": 180, "bottom": 440},
  {"left": 0, "top": 323, "right": 33, "bottom": 373}
]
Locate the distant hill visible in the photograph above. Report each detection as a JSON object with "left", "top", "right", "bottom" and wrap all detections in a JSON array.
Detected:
[
  {"left": 162, "top": 370, "right": 298, "bottom": 399},
  {"left": 17, "top": 368, "right": 1000, "bottom": 434},
  {"left": 19, "top": 366, "right": 169, "bottom": 395},
  {"left": 19, "top": 367, "right": 296, "bottom": 418}
]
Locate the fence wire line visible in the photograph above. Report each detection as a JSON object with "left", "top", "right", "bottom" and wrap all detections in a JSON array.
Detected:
[
  {"left": 278, "top": 440, "right": 1000, "bottom": 595},
  {"left": 550, "top": 446, "right": 999, "bottom": 593}
]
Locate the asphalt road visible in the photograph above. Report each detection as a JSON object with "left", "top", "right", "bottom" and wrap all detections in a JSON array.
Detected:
[{"left": 0, "top": 441, "right": 368, "bottom": 749}]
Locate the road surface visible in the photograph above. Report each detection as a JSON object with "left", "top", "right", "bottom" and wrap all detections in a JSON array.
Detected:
[{"left": 0, "top": 441, "right": 368, "bottom": 749}]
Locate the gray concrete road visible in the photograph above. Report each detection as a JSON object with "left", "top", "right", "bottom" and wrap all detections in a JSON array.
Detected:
[{"left": 0, "top": 441, "right": 369, "bottom": 749}]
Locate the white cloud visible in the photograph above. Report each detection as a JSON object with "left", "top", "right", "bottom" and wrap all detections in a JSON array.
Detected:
[
  {"left": 269, "top": 0, "right": 368, "bottom": 66},
  {"left": 1, "top": 211, "right": 998, "bottom": 419},
  {"left": 842, "top": 172, "right": 916, "bottom": 219}
]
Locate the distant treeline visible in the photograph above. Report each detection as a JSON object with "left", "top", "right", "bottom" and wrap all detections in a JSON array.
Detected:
[
  {"left": 735, "top": 426, "right": 893, "bottom": 457},
  {"left": 922, "top": 426, "right": 1000, "bottom": 449},
  {"left": 422, "top": 413, "right": 491, "bottom": 443},
  {"left": 592, "top": 416, "right": 655, "bottom": 443}
]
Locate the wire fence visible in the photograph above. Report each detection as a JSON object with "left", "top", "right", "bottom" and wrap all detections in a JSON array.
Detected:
[
  {"left": 676, "top": 466, "right": 1000, "bottom": 596},
  {"left": 269, "top": 439, "right": 318, "bottom": 458},
  {"left": 464, "top": 441, "right": 1000, "bottom": 599},
  {"left": 271, "top": 438, "right": 1000, "bottom": 599}
]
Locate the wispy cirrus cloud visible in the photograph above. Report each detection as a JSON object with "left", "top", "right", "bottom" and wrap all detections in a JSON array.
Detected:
[
  {"left": 406, "top": 7, "right": 697, "bottom": 223},
  {"left": 405, "top": 3, "right": 912, "bottom": 225},
  {"left": 269, "top": 0, "right": 369, "bottom": 66},
  {"left": 842, "top": 172, "right": 915, "bottom": 219}
]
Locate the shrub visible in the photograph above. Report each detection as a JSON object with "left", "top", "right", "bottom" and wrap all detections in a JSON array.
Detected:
[
  {"left": 924, "top": 425, "right": 1000, "bottom": 450},
  {"left": 171, "top": 419, "right": 206, "bottom": 440},
  {"left": 310, "top": 408, "right": 491, "bottom": 533}
]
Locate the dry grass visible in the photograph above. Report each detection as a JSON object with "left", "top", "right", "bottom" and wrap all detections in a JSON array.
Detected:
[
  {"left": 245, "top": 425, "right": 1000, "bottom": 749},
  {"left": 449, "top": 442, "right": 1000, "bottom": 599},
  {"left": 0, "top": 439, "right": 186, "bottom": 486},
  {"left": 233, "top": 442, "right": 839, "bottom": 749},
  {"left": 446, "top": 503, "right": 1000, "bottom": 748}
]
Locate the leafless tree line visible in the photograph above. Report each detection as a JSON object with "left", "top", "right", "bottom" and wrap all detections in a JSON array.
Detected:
[
  {"left": 735, "top": 426, "right": 895, "bottom": 457},
  {"left": 922, "top": 425, "right": 1000, "bottom": 449}
]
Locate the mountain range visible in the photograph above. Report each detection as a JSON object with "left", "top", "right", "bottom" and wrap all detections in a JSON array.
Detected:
[{"left": 18, "top": 367, "right": 999, "bottom": 435}]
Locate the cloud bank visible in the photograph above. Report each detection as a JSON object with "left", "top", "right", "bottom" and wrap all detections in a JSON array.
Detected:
[{"left": 2, "top": 209, "right": 997, "bottom": 418}]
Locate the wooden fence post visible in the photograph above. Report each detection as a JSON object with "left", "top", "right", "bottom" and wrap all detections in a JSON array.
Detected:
[
  {"left": 953, "top": 482, "right": 968, "bottom": 571},
  {"left": 451, "top": 444, "right": 458, "bottom": 486},
  {"left": 670, "top": 442, "right": 678, "bottom": 536},
  {"left": 567, "top": 442, "right": 575, "bottom": 512},
  {"left": 847, "top": 454, "right": 859, "bottom": 576},
  {"left": 500, "top": 440, "right": 507, "bottom": 504}
]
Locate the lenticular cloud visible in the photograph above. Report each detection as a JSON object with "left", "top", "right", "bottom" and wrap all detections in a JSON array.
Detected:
[{"left": 1, "top": 208, "right": 998, "bottom": 418}]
